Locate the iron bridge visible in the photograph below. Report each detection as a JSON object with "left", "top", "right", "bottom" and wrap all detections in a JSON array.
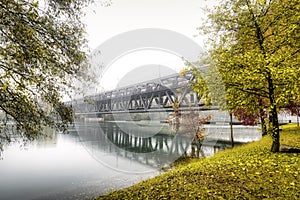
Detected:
[{"left": 70, "top": 71, "right": 207, "bottom": 116}]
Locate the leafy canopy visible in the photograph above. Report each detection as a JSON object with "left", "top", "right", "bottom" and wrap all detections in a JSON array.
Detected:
[
  {"left": 0, "top": 0, "right": 93, "bottom": 148},
  {"left": 194, "top": 0, "right": 299, "bottom": 152},
  {"left": 202, "top": 0, "right": 299, "bottom": 111}
]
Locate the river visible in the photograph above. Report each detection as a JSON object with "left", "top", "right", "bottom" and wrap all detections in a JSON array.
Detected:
[{"left": 0, "top": 120, "right": 261, "bottom": 200}]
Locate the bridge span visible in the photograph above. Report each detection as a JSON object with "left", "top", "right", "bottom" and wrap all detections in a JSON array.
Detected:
[{"left": 71, "top": 71, "right": 208, "bottom": 116}]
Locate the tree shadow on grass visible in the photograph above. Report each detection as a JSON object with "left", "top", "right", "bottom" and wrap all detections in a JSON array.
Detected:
[{"left": 280, "top": 144, "right": 300, "bottom": 153}]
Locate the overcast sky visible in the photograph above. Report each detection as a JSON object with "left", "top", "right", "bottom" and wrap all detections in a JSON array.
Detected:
[{"left": 82, "top": 0, "right": 216, "bottom": 91}]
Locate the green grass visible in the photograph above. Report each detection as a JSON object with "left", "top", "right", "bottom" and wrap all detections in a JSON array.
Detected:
[{"left": 97, "top": 124, "right": 300, "bottom": 200}]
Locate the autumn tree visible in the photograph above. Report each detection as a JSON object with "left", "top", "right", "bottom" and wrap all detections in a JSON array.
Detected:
[
  {"left": 197, "top": 0, "right": 300, "bottom": 152},
  {"left": 0, "top": 0, "right": 93, "bottom": 150},
  {"left": 233, "top": 108, "right": 259, "bottom": 126}
]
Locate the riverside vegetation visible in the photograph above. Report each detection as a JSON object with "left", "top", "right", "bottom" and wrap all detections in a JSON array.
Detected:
[{"left": 97, "top": 124, "right": 300, "bottom": 199}]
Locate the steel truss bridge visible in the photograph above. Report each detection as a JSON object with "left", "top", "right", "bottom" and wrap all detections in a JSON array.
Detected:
[{"left": 71, "top": 71, "right": 207, "bottom": 116}]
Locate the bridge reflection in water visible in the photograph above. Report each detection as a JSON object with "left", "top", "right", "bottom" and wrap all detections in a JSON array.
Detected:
[{"left": 72, "top": 121, "right": 230, "bottom": 172}]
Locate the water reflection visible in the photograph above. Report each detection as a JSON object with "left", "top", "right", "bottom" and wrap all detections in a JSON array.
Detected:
[
  {"left": 75, "top": 121, "right": 193, "bottom": 173},
  {"left": 75, "top": 121, "right": 261, "bottom": 172},
  {"left": 0, "top": 125, "right": 158, "bottom": 200},
  {"left": 0, "top": 120, "right": 261, "bottom": 200}
]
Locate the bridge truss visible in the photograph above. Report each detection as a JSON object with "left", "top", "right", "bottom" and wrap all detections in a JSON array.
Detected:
[{"left": 72, "top": 72, "right": 204, "bottom": 115}]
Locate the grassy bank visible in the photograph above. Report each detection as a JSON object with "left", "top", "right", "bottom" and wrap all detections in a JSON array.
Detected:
[{"left": 97, "top": 124, "right": 300, "bottom": 199}]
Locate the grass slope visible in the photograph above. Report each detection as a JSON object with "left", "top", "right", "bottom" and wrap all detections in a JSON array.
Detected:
[{"left": 97, "top": 124, "right": 300, "bottom": 199}]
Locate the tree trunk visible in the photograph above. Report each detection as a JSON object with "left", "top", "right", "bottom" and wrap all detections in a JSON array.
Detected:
[
  {"left": 191, "top": 146, "right": 195, "bottom": 157},
  {"left": 270, "top": 104, "right": 280, "bottom": 152},
  {"left": 229, "top": 112, "right": 234, "bottom": 148},
  {"left": 260, "top": 114, "right": 267, "bottom": 136},
  {"left": 267, "top": 72, "right": 280, "bottom": 152},
  {"left": 271, "top": 131, "right": 280, "bottom": 152},
  {"left": 297, "top": 107, "right": 299, "bottom": 127},
  {"left": 259, "top": 98, "right": 267, "bottom": 136}
]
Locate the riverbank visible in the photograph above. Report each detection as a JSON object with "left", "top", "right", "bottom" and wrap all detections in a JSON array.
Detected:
[{"left": 97, "top": 124, "right": 300, "bottom": 199}]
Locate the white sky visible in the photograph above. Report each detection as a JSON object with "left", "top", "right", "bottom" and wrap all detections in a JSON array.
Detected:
[{"left": 82, "top": 0, "right": 216, "bottom": 92}]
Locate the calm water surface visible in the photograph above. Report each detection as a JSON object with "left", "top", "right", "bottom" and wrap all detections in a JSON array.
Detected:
[{"left": 0, "top": 120, "right": 261, "bottom": 200}]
